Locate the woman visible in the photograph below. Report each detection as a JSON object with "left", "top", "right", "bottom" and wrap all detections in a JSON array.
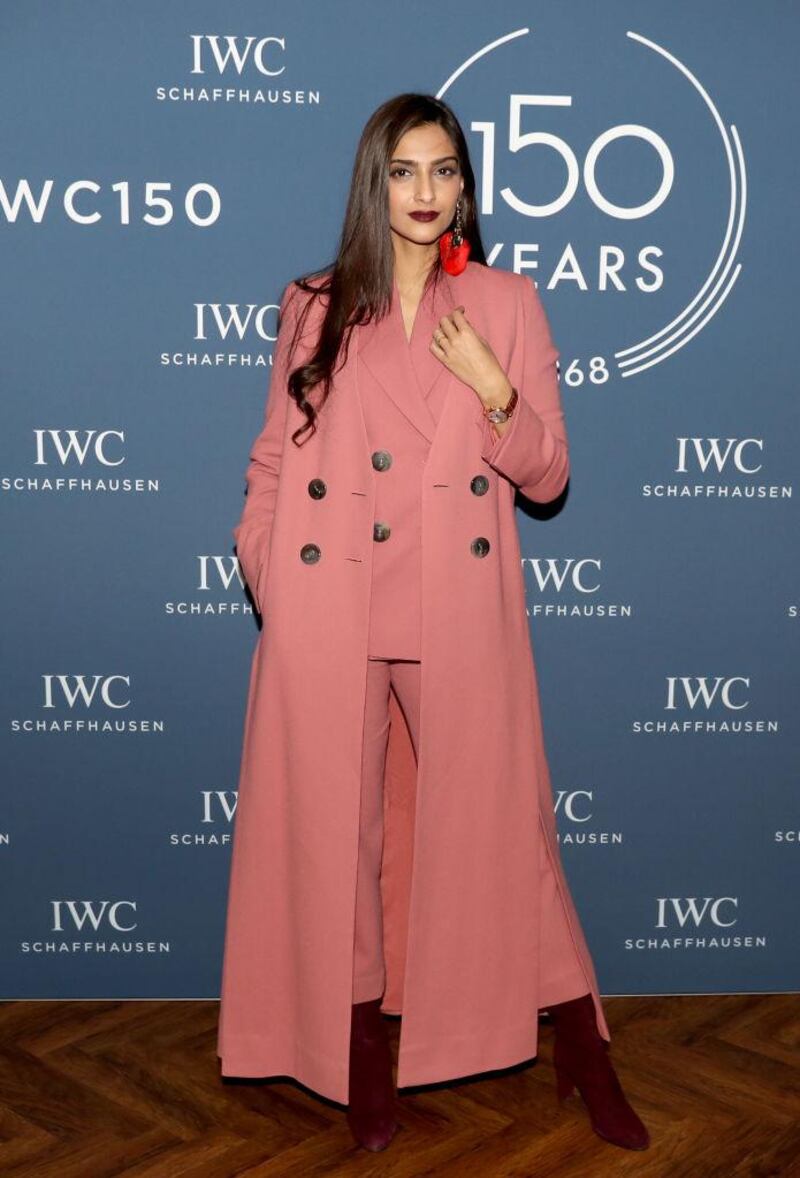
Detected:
[{"left": 217, "top": 93, "right": 650, "bottom": 1154}]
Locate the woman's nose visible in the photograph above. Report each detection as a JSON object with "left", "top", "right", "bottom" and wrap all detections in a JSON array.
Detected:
[{"left": 415, "top": 175, "right": 435, "bottom": 201}]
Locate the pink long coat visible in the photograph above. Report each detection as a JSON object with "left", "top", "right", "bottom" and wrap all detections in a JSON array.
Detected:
[{"left": 216, "top": 260, "right": 610, "bottom": 1105}]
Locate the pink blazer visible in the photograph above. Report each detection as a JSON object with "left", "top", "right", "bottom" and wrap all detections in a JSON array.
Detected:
[
  {"left": 358, "top": 271, "right": 533, "bottom": 660},
  {"left": 359, "top": 275, "right": 449, "bottom": 659}
]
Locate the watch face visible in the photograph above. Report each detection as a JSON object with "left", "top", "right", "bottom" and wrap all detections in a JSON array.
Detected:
[{"left": 488, "top": 408, "right": 508, "bottom": 423}]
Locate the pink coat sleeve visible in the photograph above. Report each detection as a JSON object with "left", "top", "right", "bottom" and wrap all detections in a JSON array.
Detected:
[
  {"left": 232, "top": 281, "right": 301, "bottom": 604},
  {"left": 478, "top": 275, "right": 569, "bottom": 504}
]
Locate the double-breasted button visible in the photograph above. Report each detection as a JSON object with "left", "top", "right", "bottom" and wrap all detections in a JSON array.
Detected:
[
  {"left": 307, "top": 477, "right": 327, "bottom": 499},
  {"left": 371, "top": 450, "right": 392, "bottom": 471},
  {"left": 300, "top": 542, "right": 321, "bottom": 563},
  {"left": 470, "top": 474, "right": 489, "bottom": 496},
  {"left": 470, "top": 536, "right": 491, "bottom": 558},
  {"left": 373, "top": 521, "right": 391, "bottom": 542}
]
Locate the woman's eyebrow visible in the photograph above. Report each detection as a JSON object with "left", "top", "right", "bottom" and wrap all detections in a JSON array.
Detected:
[{"left": 389, "top": 155, "right": 458, "bottom": 165}]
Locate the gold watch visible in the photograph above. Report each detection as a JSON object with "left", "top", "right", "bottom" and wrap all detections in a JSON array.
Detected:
[{"left": 484, "top": 386, "right": 518, "bottom": 424}]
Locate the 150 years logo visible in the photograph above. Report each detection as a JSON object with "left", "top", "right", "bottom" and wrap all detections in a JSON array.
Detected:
[{"left": 438, "top": 27, "right": 745, "bottom": 385}]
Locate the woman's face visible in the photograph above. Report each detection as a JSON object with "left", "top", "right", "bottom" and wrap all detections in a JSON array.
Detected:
[{"left": 387, "top": 122, "right": 464, "bottom": 250}]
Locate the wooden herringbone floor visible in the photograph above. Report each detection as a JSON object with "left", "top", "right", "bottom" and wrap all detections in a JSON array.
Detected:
[{"left": 0, "top": 994, "right": 797, "bottom": 1176}]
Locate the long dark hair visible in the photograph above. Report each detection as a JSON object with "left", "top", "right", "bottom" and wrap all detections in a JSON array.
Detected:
[{"left": 283, "top": 92, "right": 488, "bottom": 445}]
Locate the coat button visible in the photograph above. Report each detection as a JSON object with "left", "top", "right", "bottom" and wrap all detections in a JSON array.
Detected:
[
  {"left": 371, "top": 450, "right": 392, "bottom": 471},
  {"left": 373, "top": 521, "right": 391, "bottom": 542},
  {"left": 470, "top": 536, "right": 491, "bottom": 557},
  {"left": 300, "top": 542, "right": 321, "bottom": 563},
  {"left": 470, "top": 474, "right": 489, "bottom": 495},
  {"left": 307, "top": 478, "right": 327, "bottom": 499}
]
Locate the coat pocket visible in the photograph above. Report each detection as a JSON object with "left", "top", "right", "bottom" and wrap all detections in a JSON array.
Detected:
[{"left": 252, "top": 547, "right": 271, "bottom": 617}]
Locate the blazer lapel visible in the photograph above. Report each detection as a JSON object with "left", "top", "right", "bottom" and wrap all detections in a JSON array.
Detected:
[
  {"left": 408, "top": 269, "right": 459, "bottom": 402},
  {"left": 356, "top": 269, "right": 463, "bottom": 445}
]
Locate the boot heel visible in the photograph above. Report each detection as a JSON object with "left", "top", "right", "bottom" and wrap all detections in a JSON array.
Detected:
[{"left": 554, "top": 1060, "right": 575, "bottom": 1103}]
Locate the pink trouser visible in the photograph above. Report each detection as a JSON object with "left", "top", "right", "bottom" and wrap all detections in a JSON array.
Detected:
[{"left": 352, "top": 657, "right": 591, "bottom": 1008}]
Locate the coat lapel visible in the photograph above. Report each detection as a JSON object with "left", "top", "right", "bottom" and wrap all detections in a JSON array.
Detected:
[{"left": 356, "top": 268, "right": 463, "bottom": 445}]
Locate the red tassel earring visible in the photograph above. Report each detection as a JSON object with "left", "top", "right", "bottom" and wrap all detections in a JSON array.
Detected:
[{"left": 439, "top": 196, "right": 471, "bottom": 275}]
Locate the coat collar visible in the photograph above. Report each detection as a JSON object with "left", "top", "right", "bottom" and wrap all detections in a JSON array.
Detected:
[{"left": 356, "top": 266, "right": 468, "bottom": 445}]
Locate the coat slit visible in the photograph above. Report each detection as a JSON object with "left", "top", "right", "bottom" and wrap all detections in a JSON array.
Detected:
[
  {"left": 377, "top": 686, "right": 419, "bottom": 1018},
  {"left": 537, "top": 809, "right": 608, "bottom": 1038}
]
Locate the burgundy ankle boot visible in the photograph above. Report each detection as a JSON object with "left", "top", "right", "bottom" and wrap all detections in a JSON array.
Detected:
[
  {"left": 548, "top": 992, "right": 650, "bottom": 1150},
  {"left": 345, "top": 998, "right": 398, "bottom": 1151}
]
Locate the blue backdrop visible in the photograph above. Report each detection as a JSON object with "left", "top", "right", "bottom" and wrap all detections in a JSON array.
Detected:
[{"left": 2, "top": 1, "right": 798, "bottom": 1001}]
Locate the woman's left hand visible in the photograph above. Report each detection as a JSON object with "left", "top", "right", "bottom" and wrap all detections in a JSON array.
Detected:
[{"left": 429, "top": 306, "right": 512, "bottom": 406}]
